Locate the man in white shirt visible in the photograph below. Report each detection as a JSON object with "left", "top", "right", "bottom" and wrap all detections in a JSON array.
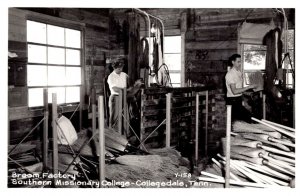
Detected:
[
  {"left": 107, "top": 58, "right": 142, "bottom": 130},
  {"left": 225, "top": 54, "right": 256, "bottom": 122}
]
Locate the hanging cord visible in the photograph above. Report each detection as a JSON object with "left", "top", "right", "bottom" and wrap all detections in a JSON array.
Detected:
[
  {"left": 276, "top": 8, "right": 295, "bottom": 86},
  {"left": 158, "top": 63, "right": 173, "bottom": 87},
  {"left": 281, "top": 53, "right": 295, "bottom": 79}
]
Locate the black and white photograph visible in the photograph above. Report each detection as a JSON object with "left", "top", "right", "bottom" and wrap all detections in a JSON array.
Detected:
[{"left": 2, "top": 0, "right": 298, "bottom": 192}]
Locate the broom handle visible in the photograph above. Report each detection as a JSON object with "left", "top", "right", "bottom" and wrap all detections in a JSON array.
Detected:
[
  {"left": 262, "top": 160, "right": 295, "bottom": 176},
  {"left": 218, "top": 154, "right": 263, "bottom": 183},
  {"left": 237, "top": 161, "right": 288, "bottom": 186},
  {"left": 268, "top": 153, "right": 295, "bottom": 164},
  {"left": 212, "top": 158, "right": 241, "bottom": 181},
  {"left": 197, "top": 177, "right": 275, "bottom": 188},
  {"left": 268, "top": 138, "right": 295, "bottom": 148},
  {"left": 220, "top": 160, "right": 247, "bottom": 180},
  {"left": 251, "top": 117, "right": 295, "bottom": 138},
  {"left": 225, "top": 105, "right": 232, "bottom": 188},
  {"left": 200, "top": 171, "right": 223, "bottom": 180},
  {"left": 243, "top": 161, "right": 291, "bottom": 181},
  {"left": 262, "top": 119, "right": 295, "bottom": 132},
  {"left": 261, "top": 155, "right": 295, "bottom": 173},
  {"left": 235, "top": 161, "right": 281, "bottom": 186},
  {"left": 257, "top": 144, "right": 295, "bottom": 158},
  {"left": 212, "top": 158, "right": 222, "bottom": 168},
  {"left": 231, "top": 161, "right": 267, "bottom": 184}
]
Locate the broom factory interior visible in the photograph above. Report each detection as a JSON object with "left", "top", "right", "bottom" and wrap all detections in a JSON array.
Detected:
[{"left": 7, "top": 7, "right": 296, "bottom": 188}]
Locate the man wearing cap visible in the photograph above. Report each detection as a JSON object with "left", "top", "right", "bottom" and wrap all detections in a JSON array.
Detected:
[{"left": 107, "top": 58, "right": 142, "bottom": 130}]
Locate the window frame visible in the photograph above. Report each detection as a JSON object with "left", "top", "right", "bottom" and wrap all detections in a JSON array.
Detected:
[
  {"left": 241, "top": 43, "right": 267, "bottom": 86},
  {"left": 282, "top": 29, "right": 295, "bottom": 89},
  {"left": 26, "top": 17, "right": 84, "bottom": 108},
  {"left": 164, "top": 35, "right": 182, "bottom": 87}
]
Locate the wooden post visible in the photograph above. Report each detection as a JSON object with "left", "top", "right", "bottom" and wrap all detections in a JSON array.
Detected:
[
  {"left": 225, "top": 105, "right": 232, "bottom": 188},
  {"left": 180, "top": 11, "right": 187, "bottom": 87},
  {"left": 79, "top": 86, "right": 83, "bottom": 132},
  {"left": 293, "top": 93, "right": 295, "bottom": 128},
  {"left": 195, "top": 92, "right": 199, "bottom": 164},
  {"left": 166, "top": 93, "right": 172, "bottom": 147},
  {"left": 92, "top": 89, "right": 97, "bottom": 136},
  {"left": 118, "top": 90, "right": 123, "bottom": 135},
  {"left": 43, "top": 88, "right": 48, "bottom": 170},
  {"left": 92, "top": 91, "right": 98, "bottom": 156},
  {"left": 262, "top": 93, "right": 266, "bottom": 119},
  {"left": 51, "top": 93, "right": 58, "bottom": 185},
  {"left": 92, "top": 103, "right": 97, "bottom": 133},
  {"left": 98, "top": 96, "right": 105, "bottom": 187},
  {"left": 123, "top": 88, "right": 129, "bottom": 137},
  {"left": 140, "top": 89, "right": 145, "bottom": 148},
  {"left": 205, "top": 90, "right": 209, "bottom": 156}
]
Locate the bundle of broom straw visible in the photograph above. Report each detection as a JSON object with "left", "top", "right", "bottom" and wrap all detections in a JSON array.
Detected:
[{"left": 247, "top": 72, "right": 264, "bottom": 92}]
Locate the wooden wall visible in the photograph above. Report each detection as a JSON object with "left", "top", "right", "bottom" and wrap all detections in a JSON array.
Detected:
[{"left": 8, "top": 8, "right": 110, "bottom": 144}]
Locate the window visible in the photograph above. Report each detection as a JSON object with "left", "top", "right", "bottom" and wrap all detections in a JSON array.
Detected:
[
  {"left": 242, "top": 44, "right": 267, "bottom": 85},
  {"left": 242, "top": 29, "right": 295, "bottom": 89},
  {"left": 282, "top": 29, "right": 295, "bottom": 88},
  {"left": 148, "top": 35, "right": 182, "bottom": 87},
  {"left": 164, "top": 36, "right": 182, "bottom": 87},
  {"left": 27, "top": 20, "right": 82, "bottom": 107}
]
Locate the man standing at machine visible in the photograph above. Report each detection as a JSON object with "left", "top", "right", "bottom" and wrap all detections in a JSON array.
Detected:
[
  {"left": 107, "top": 57, "right": 143, "bottom": 132},
  {"left": 225, "top": 54, "right": 257, "bottom": 122}
]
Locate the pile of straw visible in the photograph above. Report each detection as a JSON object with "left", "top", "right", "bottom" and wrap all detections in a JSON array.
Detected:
[{"left": 105, "top": 148, "right": 191, "bottom": 188}]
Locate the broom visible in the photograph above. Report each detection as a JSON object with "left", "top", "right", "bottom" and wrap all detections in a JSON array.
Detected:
[
  {"left": 262, "top": 159, "right": 295, "bottom": 176},
  {"left": 251, "top": 117, "right": 295, "bottom": 139},
  {"left": 246, "top": 162, "right": 292, "bottom": 181},
  {"left": 261, "top": 119, "right": 295, "bottom": 132},
  {"left": 268, "top": 153, "right": 295, "bottom": 165},
  {"left": 239, "top": 134, "right": 291, "bottom": 151},
  {"left": 233, "top": 121, "right": 282, "bottom": 139},
  {"left": 222, "top": 138, "right": 267, "bottom": 158},
  {"left": 259, "top": 154, "right": 295, "bottom": 173},
  {"left": 227, "top": 137, "right": 295, "bottom": 158},
  {"left": 242, "top": 161, "right": 291, "bottom": 181},
  {"left": 230, "top": 152, "right": 264, "bottom": 165}
]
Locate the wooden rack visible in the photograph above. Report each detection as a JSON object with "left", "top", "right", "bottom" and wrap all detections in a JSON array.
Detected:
[{"left": 140, "top": 86, "right": 215, "bottom": 161}]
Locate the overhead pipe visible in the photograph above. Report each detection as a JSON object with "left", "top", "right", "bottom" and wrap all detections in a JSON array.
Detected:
[
  {"left": 134, "top": 8, "right": 165, "bottom": 64},
  {"left": 132, "top": 8, "right": 152, "bottom": 70}
]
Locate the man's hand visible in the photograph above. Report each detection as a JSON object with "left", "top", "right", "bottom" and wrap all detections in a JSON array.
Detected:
[
  {"left": 134, "top": 79, "right": 143, "bottom": 87},
  {"left": 247, "top": 84, "right": 257, "bottom": 90}
]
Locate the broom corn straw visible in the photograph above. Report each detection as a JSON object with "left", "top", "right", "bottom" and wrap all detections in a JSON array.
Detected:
[
  {"left": 233, "top": 121, "right": 282, "bottom": 139},
  {"left": 251, "top": 117, "right": 295, "bottom": 138},
  {"left": 261, "top": 119, "right": 295, "bottom": 132}
]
